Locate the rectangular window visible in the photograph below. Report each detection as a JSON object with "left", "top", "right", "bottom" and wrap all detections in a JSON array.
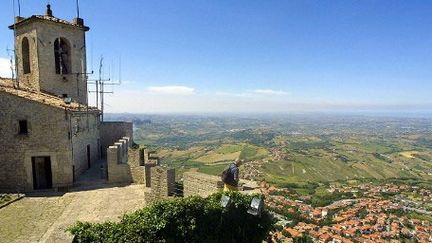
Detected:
[{"left": 18, "top": 120, "right": 28, "bottom": 135}]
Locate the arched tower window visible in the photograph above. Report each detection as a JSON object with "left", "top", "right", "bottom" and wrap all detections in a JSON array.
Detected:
[
  {"left": 54, "top": 37, "right": 71, "bottom": 74},
  {"left": 22, "top": 37, "right": 31, "bottom": 74}
]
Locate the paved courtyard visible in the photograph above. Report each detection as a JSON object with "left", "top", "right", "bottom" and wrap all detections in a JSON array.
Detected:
[{"left": 0, "top": 184, "right": 146, "bottom": 243}]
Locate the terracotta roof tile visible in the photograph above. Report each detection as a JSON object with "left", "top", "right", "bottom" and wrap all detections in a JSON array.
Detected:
[{"left": 0, "top": 85, "right": 98, "bottom": 112}]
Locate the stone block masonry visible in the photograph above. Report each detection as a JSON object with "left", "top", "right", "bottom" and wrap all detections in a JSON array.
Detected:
[
  {"left": 141, "top": 148, "right": 160, "bottom": 187},
  {"left": 183, "top": 171, "right": 223, "bottom": 197},
  {"left": 13, "top": 18, "right": 89, "bottom": 104},
  {"left": 144, "top": 166, "right": 175, "bottom": 204},
  {"left": 106, "top": 137, "right": 148, "bottom": 185},
  {"left": 0, "top": 90, "right": 99, "bottom": 192},
  {"left": 107, "top": 137, "right": 132, "bottom": 184},
  {"left": 127, "top": 147, "right": 145, "bottom": 184}
]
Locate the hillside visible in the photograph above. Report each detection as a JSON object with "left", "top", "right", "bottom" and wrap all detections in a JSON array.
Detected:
[{"left": 106, "top": 113, "right": 432, "bottom": 185}]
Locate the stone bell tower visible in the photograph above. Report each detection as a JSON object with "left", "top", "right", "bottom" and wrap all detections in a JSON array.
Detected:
[{"left": 9, "top": 4, "right": 90, "bottom": 104}]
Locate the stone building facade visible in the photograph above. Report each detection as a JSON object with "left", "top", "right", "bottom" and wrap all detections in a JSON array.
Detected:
[
  {"left": 0, "top": 5, "right": 132, "bottom": 192},
  {"left": 9, "top": 4, "right": 89, "bottom": 104},
  {"left": 0, "top": 85, "right": 99, "bottom": 191}
]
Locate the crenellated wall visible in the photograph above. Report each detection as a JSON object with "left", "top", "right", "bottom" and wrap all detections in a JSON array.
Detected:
[
  {"left": 106, "top": 137, "right": 149, "bottom": 185},
  {"left": 144, "top": 166, "right": 175, "bottom": 204},
  {"left": 127, "top": 147, "right": 145, "bottom": 184},
  {"left": 106, "top": 137, "right": 132, "bottom": 183},
  {"left": 183, "top": 171, "right": 223, "bottom": 197}
]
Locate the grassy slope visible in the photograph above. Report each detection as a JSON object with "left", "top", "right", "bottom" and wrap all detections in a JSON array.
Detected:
[
  {"left": 159, "top": 143, "right": 270, "bottom": 177},
  {"left": 263, "top": 138, "right": 432, "bottom": 186},
  {"left": 159, "top": 136, "right": 432, "bottom": 184}
]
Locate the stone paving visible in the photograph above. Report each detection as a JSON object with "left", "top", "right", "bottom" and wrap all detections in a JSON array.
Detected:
[{"left": 0, "top": 184, "right": 146, "bottom": 243}]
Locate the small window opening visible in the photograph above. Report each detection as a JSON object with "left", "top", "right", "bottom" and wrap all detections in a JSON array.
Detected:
[
  {"left": 18, "top": 120, "right": 28, "bottom": 135},
  {"left": 22, "top": 37, "right": 31, "bottom": 74}
]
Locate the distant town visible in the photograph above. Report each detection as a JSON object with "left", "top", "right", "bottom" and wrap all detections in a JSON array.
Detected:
[{"left": 264, "top": 182, "right": 432, "bottom": 242}]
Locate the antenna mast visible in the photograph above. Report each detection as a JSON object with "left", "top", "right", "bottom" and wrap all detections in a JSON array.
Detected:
[
  {"left": 6, "top": 47, "right": 15, "bottom": 83},
  {"left": 17, "top": 0, "right": 21, "bottom": 16},
  {"left": 88, "top": 57, "right": 114, "bottom": 121},
  {"left": 76, "top": 0, "right": 80, "bottom": 18},
  {"left": 12, "top": 0, "right": 19, "bottom": 88}
]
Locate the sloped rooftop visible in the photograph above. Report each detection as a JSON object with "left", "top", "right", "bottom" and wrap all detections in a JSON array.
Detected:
[{"left": 0, "top": 78, "right": 98, "bottom": 112}]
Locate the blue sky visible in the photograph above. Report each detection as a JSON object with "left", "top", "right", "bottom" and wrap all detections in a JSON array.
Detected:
[{"left": 0, "top": 1, "right": 431, "bottom": 113}]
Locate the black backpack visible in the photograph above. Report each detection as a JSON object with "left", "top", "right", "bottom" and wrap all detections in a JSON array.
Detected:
[{"left": 221, "top": 164, "right": 233, "bottom": 184}]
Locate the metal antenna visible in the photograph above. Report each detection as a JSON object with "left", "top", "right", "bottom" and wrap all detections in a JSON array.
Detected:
[
  {"left": 68, "top": 56, "right": 93, "bottom": 130},
  {"left": 76, "top": 0, "right": 80, "bottom": 18},
  {"left": 96, "top": 57, "right": 103, "bottom": 108},
  {"left": 109, "top": 58, "right": 112, "bottom": 82},
  {"left": 12, "top": 0, "right": 19, "bottom": 88},
  {"left": 71, "top": 59, "right": 93, "bottom": 106},
  {"left": 17, "top": 0, "right": 21, "bottom": 16},
  {"left": 88, "top": 55, "right": 122, "bottom": 121},
  {"left": 119, "top": 55, "right": 122, "bottom": 85},
  {"left": 88, "top": 57, "right": 111, "bottom": 121},
  {"left": 6, "top": 47, "right": 15, "bottom": 81}
]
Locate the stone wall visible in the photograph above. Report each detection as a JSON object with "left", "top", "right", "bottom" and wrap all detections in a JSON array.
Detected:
[
  {"left": 100, "top": 122, "right": 133, "bottom": 158},
  {"left": 127, "top": 147, "right": 145, "bottom": 184},
  {"left": 144, "top": 166, "right": 175, "bottom": 204},
  {"left": 0, "top": 92, "right": 73, "bottom": 192},
  {"left": 106, "top": 137, "right": 132, "bottom": 184},
  {"left": 141, "top": 148, "right": 160, "bottom": 187},
  {"left": 14, "top": 19, "right": 88, "bottom": 104},
  {"left": 144, "top": 163, "right": 157, "bottom": 187},
  {"left": 183, "top": 171, "right": 223, "bottom": 197},
  {"left": 71, "top": 112, "right": 100, "bottom": 178},
  {"left": 13, "top": 23, "right": 40, "bottom": 91}
]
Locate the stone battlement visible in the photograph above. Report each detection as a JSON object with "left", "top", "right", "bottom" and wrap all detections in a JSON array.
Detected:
[
  {"left": 144, "top": 166, "right": 175, "bottom": 204},
  {"left": 107, "top": 137, "right": 133, "bottom": 183},
  {"left": 183, "top": 171, "right": 223, "bottom": 197}
]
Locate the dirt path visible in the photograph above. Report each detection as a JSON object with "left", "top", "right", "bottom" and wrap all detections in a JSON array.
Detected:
[{"left": 0, "top": 184, "right": 146, "bottom": 243}]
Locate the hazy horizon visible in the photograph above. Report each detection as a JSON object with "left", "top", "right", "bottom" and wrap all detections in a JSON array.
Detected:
[{"left": 105, "top": 110, "right": 432, "bottom": 119}]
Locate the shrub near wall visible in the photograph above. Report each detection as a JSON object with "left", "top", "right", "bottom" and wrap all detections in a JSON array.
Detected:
[{"left": 69, "top": 192, "right": 274, "bottom": 243}]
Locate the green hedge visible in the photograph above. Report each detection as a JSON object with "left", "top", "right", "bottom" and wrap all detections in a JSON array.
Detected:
[{"left": 68, "top": 192, "right": 274, "bottom": 243}]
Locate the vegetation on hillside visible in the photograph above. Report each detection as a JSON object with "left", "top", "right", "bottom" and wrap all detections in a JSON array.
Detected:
[
  {"left": 106, "top": 114, "right": 432, "bottom": 185},
  {"left": 69, "top": 192, "right": 274, "bottom": 243}
]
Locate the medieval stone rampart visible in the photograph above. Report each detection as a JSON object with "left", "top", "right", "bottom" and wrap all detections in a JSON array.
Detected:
[
  {"left": 107, "top": 137, "right": 132, "bottom": 183},
  {"left": 144, "top": 166, "right": 175, "bottom": 204},
  {"left": 127, "top": 147, "right": 145, "bottom": 184},
  {"left": 183, "top": 171, "right": 223, "bottom": 197}
]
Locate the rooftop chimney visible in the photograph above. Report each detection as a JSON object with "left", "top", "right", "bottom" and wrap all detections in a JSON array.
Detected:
[
  {"left": 46, "top": 4, "right": 53, "bottom": 17},
  {"left": 73, "top": 18, "right": 84, "bottom": 26}
]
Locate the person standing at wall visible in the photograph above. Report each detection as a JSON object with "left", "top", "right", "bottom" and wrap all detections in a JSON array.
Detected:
[{"left": 221, "top": 159, "right": 242, "bottom": 191}]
